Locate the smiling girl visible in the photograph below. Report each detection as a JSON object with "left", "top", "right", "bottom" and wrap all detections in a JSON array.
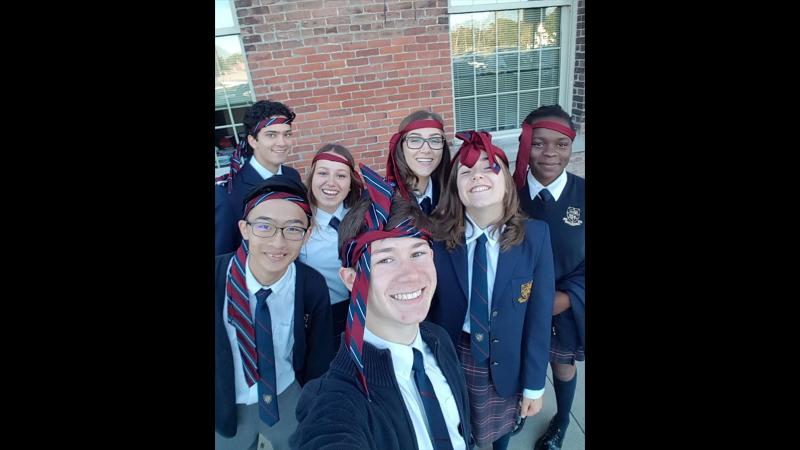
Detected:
[
  {"left": 428, "top": 130, "right": 556, "bottom": 450},
  {"left": 299, "top": 144, "right": 363, "bottom": 347},
  {"left": 385, "top": 110, "right": 449, "bottom": 215}
]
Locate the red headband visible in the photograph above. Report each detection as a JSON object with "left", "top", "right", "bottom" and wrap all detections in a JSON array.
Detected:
[
  {"left": 386, "top": 119, "right": 445, "bottom": 200},
  {"left": 454, "top": 130, "right": 509, "bottom": 173},
  {"left": 312, "top": 152, "right": 363, "bottom": 183},
  {"left": 513, "top": 120, "right": 576, "bottom": 189}
]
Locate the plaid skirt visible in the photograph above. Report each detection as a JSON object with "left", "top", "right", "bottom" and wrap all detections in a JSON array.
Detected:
[{"left": 457, "top": 332, "right": 520, "bottom": 447}]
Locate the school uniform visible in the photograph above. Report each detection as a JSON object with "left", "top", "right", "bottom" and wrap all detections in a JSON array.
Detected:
[
  {"left": 414, "top": 179, "right": 440, "bottom": 215},
  {"left": 290, "top": 321, "right": 472, "bottom": 450},
  {"left": 299, "top": 204, "right": 350, "bottom": 342},
  {"left": 518, "top": 170, "right": 585, "bottom": 363},
  {"left": 427, "top": 217, "right": 555, "bottom": 446},
  {"left": 215, "top": 159, "right": 302, "bottom": 255},
  {"left": 215, "top": 252, "right": 334, "bottom": 449}
]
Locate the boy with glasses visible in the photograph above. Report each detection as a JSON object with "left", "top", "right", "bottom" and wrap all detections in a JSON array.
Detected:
[{"left": 215, "top": 175, "right": 334, "bottom": 450}]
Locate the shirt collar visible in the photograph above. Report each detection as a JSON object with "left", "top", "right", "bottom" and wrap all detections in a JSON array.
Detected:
[
  {"left": 244, "top": 256, "right": 294, "bottom": 297},
  {"left": 415, "top": 178, "right": 434, "bottom": 202},
  {"left": 464, "top": 213, "right": 501, "bottom": 246},
  {"left": 314, "top": 203, "right": 346, "bottom": 228},
  {"left": 363, "top": 326, "right": 424, "bottom": 380},
  {"left": 527, "top": 168, "right": 568, "bottom": 201},
  {"left": 249, "top": 156, "right": 281, "bottom": 180}
]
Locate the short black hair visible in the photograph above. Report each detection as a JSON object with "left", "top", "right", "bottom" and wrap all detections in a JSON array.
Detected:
[
  {"left": 522, "top": 104, "right": 576, "bottom": 131},
  {"left": 241, "top": 100, "right": 297, "bottom": 153}
]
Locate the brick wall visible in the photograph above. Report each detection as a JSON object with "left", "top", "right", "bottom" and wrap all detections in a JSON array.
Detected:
[
  {"left": 571, "top": 0, "right": 585, "bottom": 134},
  {"left": 235, "top": 0, "right": 454, "bottom": 179}
]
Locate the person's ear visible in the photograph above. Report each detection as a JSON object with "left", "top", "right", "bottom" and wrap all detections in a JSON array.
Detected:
[
  {"left": 247, "top": 134, "right": 258, "bottom": 148},
  {"left": 302, "top": 220, "right": 313, "bottom": 244},
  {"left": 339, "top": 267, "right": 356, "bottom": 291},
  {"left": 238, "top": 219, "right": 249, "bottom": 241}
]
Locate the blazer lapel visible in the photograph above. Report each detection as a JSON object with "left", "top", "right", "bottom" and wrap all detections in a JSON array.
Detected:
[
  {"left": 492, "top": 243, "right": 524, "bottom": 306},
  {"left": 448, "top": 242, "right": 470, "bottom": 303}
]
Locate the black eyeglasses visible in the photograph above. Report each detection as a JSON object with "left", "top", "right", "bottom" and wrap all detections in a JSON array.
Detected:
[
  {"left": 404, "top": 136, "right": 445, "bottom": 150},
  {"left": 246, "top": 222, "right": 307, "bottom": 241}
]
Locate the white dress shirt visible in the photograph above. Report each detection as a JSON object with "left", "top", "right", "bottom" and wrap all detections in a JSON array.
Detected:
[
  {"left": 249, "top": 156, "right": 282, "bottom": 179},
  {"left": 363, "top": 327, "right": 466, "bottom": 450},
  {"left": 415, "top": 178, "right": 434, "bottom": 205},
  {"left": 460, "top": 215, "right": 544, "bottom": 400},
  {"left": 299, "top": 204, "right": 350, "bottom": 304},
  {"left": 527, "top": 168, "right": 567, "bottom": 202},
  {"left": 223, "top": 258, "right": 296, "bottom": 404}
]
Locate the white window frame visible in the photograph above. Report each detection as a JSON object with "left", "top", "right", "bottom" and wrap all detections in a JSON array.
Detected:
[
  {"left": 447, "top": 0, "right": 578, "bottom": 162},
  {"left": 215, "top": 0, "right": 257, "bottom": 176}
]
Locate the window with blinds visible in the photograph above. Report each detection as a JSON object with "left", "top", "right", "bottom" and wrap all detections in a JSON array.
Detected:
[
  {"left": 451, "top": 6, "right": 562, "bottom": 133},
  {"left": 215, "top": 0, "right": 255, "bottom": 172}
]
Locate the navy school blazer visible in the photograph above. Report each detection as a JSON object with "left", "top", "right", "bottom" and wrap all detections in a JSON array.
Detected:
[
  {"left": 215, "top": 163, "right": 301, "bottom": 255},
  {"left": 214, "top": 252, "right": 334, "bottom": 438},
  {"left": 427, "top": 219, "right": 556, "bottom": 398}
]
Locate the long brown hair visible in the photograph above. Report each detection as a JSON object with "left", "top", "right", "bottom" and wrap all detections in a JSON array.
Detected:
[
  {"left": 431, "top": 155, "right": 526, "bottom": 251},
  {"left": 392, "top": 110, "right": 449, "bottom": 196},
  {"left": 305, "top": 143, "right": 364, "bottom": 210}
]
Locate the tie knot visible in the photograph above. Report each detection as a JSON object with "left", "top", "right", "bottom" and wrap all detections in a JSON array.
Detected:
[
  {"left": 419, "top": 197, "right": 432, "bottom": 215},
  {"left": 476, "top": 233, "right": 488, "bottom": 246},
  {"left": 329, "top": 216, "right": 340, "bottom": 231},
  {"left": 538, "top": 188, "right": 553, "bottom": 203},
  {"left": 412, "top": 348, "right": 425, "bottom": 373},
  {"left": 256, "top": 288, "right": 272, "bottom": 305}
]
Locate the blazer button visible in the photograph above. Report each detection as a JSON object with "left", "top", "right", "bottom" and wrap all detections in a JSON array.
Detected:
[
  {"left": 492, "top": 361, "right": 500, "bottom": 366},
  {"left": 491, "top": 310, "right": 498, "bottom": 318},
  {"left": 492, "top": 339, "right": 499, "bottom": 343}
]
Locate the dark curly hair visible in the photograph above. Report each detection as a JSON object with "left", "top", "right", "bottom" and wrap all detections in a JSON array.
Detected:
[{"left": 241, "top": 100, "right": 296, "bottom": 150}]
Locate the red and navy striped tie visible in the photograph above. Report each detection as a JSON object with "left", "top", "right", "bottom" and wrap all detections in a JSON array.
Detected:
[
  {"left": 412, "top": 348, "right": 456, "bottom": 450},
  {"left": 255, "top": 288, "right": 280, "bottom": 426},
  {"left": 470, "top": 233, "right": 490, "bottom": 363}
]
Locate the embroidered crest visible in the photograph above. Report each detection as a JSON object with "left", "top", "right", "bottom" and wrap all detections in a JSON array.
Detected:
[
  {"left": 563, "top": 206, "right": 583, "bottom": 226},
  {"left": 263, "top": 394, "right": 273, "bottom": 404},
  {"left": 517, "top": 281, "right": 532, "bottom": 303}
]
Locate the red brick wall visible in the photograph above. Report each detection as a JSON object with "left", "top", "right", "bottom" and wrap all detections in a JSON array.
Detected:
[
  {"left": 571, "top": 0, "right": 585, "bottom": 133},
  {"left": 235, "top": 0, "right": 454, "bottom": 179}
]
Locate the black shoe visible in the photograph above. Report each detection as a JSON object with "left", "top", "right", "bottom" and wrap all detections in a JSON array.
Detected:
[
  {"left": 511, "top": 416, "right": 526, "bottom": 436},
  {"left": 533, "top": 420, "right": 566, "bottom": 450}
]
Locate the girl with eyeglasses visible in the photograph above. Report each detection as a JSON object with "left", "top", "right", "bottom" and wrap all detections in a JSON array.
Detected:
[
  {"left": 385, "top": 110, "right": 449, "bottom": 215},
  {"left": 299, "top": 143, "right": 364, "bottom": 349}
]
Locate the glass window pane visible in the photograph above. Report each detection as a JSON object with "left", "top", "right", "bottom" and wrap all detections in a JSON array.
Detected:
[
  {"left": 540, "top": 7, "right": 560, "bottom": 48},
  {"left": 498, "top": 52, "right": 518, "bottom": 92},
  {"left": 474, "top": 53, "right": 496, "bottom": 96},
  {"left": 519, "top": 91, "right": 539, "bottom": 123},
  {"left": 455, "top": 98, "right": 476, "bottom": 133},
  {"left": 216, "top": 35, "right": 253, "bottom": 109},
  {"left": 215, "top": 0, "right": 235, "bottom": 30},
  {"left": 496, "top": 10, "right": 518, "bottom": 52},
  {"left": 540, "top": 49, "right": 560, "bottom": 88},
  {"left": 520, "top": 8, "right": 541, "bottom": 51},
  {"left": 473, "top": 12, "right": 495, "bottom": 53},
  {"left": 215, "top": 109, "right": 232, "bottom": 127},
  {"left": 451, "top": 14, "right": 474, "bottom": 56},
  {"left": 519, "top": 50, "right": 540, "bottom": 91},
  {"left": 215, "top": 126, "right": 238, "bottom": 169},
  {"left": 231, "top": 106, "right": 250, "bottom": 125},
  {"left": 476, "top": 96, "right": 497, "bottom": 131},
  {"left": 498, "top": 93, "right": 517, "bottom": 130},
  {"left": 540, "top": 88, "right": 559, "bottom": 107},
  {"left": 453, "top": 55, "right": 475, "bottom": 98}
]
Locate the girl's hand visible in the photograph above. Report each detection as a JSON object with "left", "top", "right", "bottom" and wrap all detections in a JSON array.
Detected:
[{"left": 520, "top": 396, "right": 543, "bottom": 417}]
